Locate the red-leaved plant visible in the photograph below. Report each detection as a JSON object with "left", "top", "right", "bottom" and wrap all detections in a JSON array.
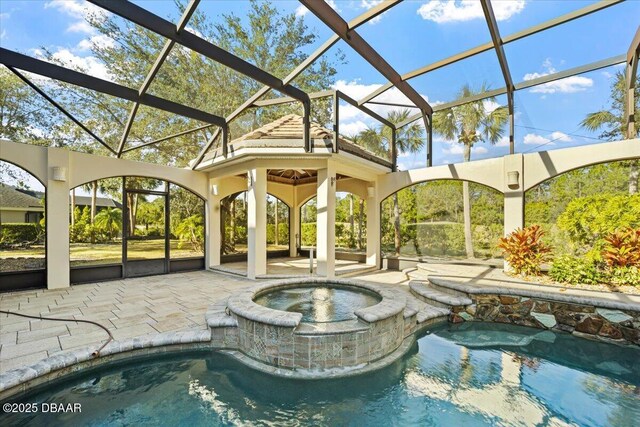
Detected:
[
  {"left": 498, "top": 225, "right": 552, "bottom": 276},
  {"left": 601, "top": 228, "right": 640, "bottom": 268}
]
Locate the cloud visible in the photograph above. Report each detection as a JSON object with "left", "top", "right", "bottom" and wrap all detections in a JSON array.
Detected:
[
  {"left": 360, "top": 0, "right": 386, "bottom": 24},
  {"left": 523, "top": 59, "right": 593, "bottom": 94},
  {"left": 340, "top": 120, "right": 370, "bottom": 136},
  {"left": 333, "top": 79, "right": 429, "bottom": 138},
  {"left": 495, "top": 136, "right": 510, "bottom": 147},
  {"left": 550, "top": 131, "right": 572, "bottom": 142},
  {"left": 522, "top": 131, "right": 572, "bottom": 146},
  {"left": 0, "top": 12, "right": 9, "bottom": 20},
  {"left": 417, "top": 0, "right": 525, "bottom": 23},
  {"left": 523, "top": 133, "right": 551, "bottom": 146},
  {"left": 296, "top": 0, "right": 339, "bottom": 18},
  {"left": 0, "top": 30, "right": 5, "bottom": 40},
  {"left": 45, "top": 0, "right": 106, "bottom": 34},
  {"left": 440, "top": 138, "right": 488, "bottom": 155},
  {"left": 45, "top": 48, "right": 112, "bottom": 81},
  {"left": 76, "top": 34, "right": 115, "bottom": 51}
]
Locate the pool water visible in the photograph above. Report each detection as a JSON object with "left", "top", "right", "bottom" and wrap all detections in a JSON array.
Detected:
[
  {"left": 3, "top": 323, "right": 639, "bottom": 426},
  {"left": 253, "top": 285, "right": 381, "bottom": 322}
]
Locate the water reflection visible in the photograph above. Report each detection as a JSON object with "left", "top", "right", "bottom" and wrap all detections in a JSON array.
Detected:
[{"left": 3, "top": 324, "right": 639, "bottom": 426}]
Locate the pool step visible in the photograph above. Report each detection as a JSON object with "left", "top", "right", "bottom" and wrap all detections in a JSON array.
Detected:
[
  {"left": 409, "top": 281, "right": 472, "bottom": 309},
  {"left": 416, "top": 305, "right": 450, "bottom": 324},
  {"left": 404, "top": 296, "right": 449, "bottom": 326}
]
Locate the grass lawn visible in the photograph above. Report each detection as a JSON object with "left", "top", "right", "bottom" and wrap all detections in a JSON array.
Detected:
[{"left": 0, "top": 240, "right": 203, "bottom": 268}]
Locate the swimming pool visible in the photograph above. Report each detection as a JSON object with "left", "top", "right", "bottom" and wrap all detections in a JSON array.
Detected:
[{"left": 3, "top": 322, "right": 639, "bottom": 426}]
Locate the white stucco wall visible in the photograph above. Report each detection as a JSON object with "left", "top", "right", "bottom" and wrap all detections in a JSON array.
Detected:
[{"left": 1, "top": 138, "right": 638, "bottom": 287}]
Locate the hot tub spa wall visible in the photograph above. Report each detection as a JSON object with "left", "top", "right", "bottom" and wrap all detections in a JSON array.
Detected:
[
  {"left": 452, "top": 294, "right": 640, "bottom": 345},
  {"left": 233, "top": 312, "right": 405, "bottom": 370}
]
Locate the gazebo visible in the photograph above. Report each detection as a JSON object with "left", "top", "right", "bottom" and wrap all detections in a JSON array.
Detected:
[{"left": 196, "top": 114, "right": 391, "bottom": 279}]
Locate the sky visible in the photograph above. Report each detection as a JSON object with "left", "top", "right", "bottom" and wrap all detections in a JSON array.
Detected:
[{"left": 1, "top": 0, "right": 639, "bottom": 174}]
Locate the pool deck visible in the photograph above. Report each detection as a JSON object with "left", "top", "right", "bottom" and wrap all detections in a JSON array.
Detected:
[
  {"left": 212, "top": 257, "right": 376, "bottom": 277},
  {"left": 2, "top": 264, "right": 639, "bottom": 381}
]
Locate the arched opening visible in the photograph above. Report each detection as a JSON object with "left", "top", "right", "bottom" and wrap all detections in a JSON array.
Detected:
[
  {"left": 381, "top": 180, "right": 503, "bottom": 262},
  {"left": 299, "top": 192, "right": 367, "bottom": 253},
  {"left": 0, "top": 160, "right": 46, "bottom": 291},
  {"left": 69, "top": 176, "right": 205, "bottom": 283},
  {"left": 220, "top": 191, "right": 290, "bottom": 262},
  {"left": 525, "top": 160, "right": 639, "bottom": 285}
]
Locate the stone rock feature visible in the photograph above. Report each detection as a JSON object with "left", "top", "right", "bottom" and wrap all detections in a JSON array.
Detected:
[{"left": 424, "top": 277, "right": 640, "bottom": 347}]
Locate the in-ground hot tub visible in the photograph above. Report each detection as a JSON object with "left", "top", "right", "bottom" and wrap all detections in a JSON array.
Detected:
[
  {"left": 253, "top": 285, "right": 382, "bottom": 323},
  {"left": 208, "top": 278, "right": 410, "bottom": 378}
]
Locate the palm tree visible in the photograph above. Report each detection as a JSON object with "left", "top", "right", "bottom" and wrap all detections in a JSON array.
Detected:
[
  {"left": 581, "top": 71, "right": 640, "bottom": 194},
  {"left": 358, "top": 109, "right": 425, "bottom": 255},
  {"left": 94, "top": 207, "right": 122, "bottom": 241},
  {"left": 433, "top": 83, "right": 508, "bottom": 258}
]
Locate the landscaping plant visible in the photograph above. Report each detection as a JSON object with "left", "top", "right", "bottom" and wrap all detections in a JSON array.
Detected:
[{"left": 498, "top": 225, "right": 551, "bottom": 276}]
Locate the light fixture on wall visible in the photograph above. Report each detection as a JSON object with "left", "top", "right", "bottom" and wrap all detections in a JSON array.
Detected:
[
  {"left": 247, "top": 173, "right": 253, "bottom": 187},
  {"left": 52, "top": 166, "right": 67, "bottom": 182},
  {"left": 507, "top": 171, "right": 520, "bottom": 189},
  {"left": 210, "top": 184, "right": 219, "bottom": 196},
  {"left": 330, "top": 176, "right": 336, "bottom": 187},
  {"left": 367, "top": 186, "right": 375, "bottom": 198}
]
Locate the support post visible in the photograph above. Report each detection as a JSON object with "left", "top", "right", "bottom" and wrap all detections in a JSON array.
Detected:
[
  {"left": 508, "top": 91, "right": 515, "bottom": 154},
  {"left": 422, "top": 113, "right": 432, "bottom": 167},
  {"left": 503, "top": 154, "right": 524, "bottom": 272},
  {"left": 303, "top": 101, "right": 312, "bottom": 153},
  {"left": 316, "top": 162, "right": 336, "bottom": 277},
  {"left": 391, "top": 129, "right": 398, "bottom": 172},
  {"left": 290, "top": 188, "right": 300, "bottom": 257},
  {"left": 47, "top": 148, "right": 71, "bottom": 289},
  {"left": 206, "top": 178, "right": 221, "bottom": 268},
  {"left": 627, "top": 54, "right": 638, "bottom": 139},
  {"left": 222, "top": 124, "right": 229, "bottom": 158},
  {"left": 333, "top": 92, "right": 339, "bottom": 153},
  {"left": 247, "top": 168, "right": 267, "bottom": 279},
  {"left": 366, "top": 181, "right": 381, "bottom": 268}
]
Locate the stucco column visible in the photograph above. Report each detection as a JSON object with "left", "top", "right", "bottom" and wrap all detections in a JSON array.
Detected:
[
  {"left": 206, "top": 178, "right": 221, "bottom": 268},
  {"left": 503, "top": 154, "right": 524, "bottom": 271},
  {"left": 47, "top": 148, "right": 70, "bottom": 289},
  {"left": 316, "top": 163, "right": 336, "bottom": 277},
  {"left": 247, "top": 168, "right": 267, "bottom": 279},
  {"left": 290, "top": 187, "right": 300, "bottom": 257},
  {"left": 366, "top": 181, "right": 381, "bottom": 268}
]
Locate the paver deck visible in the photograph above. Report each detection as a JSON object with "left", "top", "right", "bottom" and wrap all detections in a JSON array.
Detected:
[{"left": 3, "top": 263, "right": 637, "bottom": 378}]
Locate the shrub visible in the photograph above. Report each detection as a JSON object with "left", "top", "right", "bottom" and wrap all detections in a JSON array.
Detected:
[
  {"left": 557, "top": 194, "right": 640, "bottom": 249},
  {"left": 0, "top": 223, "right": 42, "bottom": 245},
  {"left": 301, "top": 223, "right": 316, "bottom": 246},
  {"left": 601, "top": 228, "right": 640, "bottom": 267},
  {"left": 498, "top": 225, "right": 551, "bottom": 275},
  {"left": 175, "top": 214, "right": 204, "bottom": 253},
  {"left": 266, "top": 223, "right": 289, "bottom": 245},
  {"left": 549, "top": 255, "right": 603, "bottom": 285},
  {"left": 606, "top": 266, "right": 640, "bottom": 286}
]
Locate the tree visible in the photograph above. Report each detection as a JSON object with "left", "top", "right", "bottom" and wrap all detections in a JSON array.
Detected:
[
  {"left": 359, "top": 109, "right": 425, "bottom": 256},
  {"left": 0, "top": 67, "right": 61, "bottom": 145},
  {"left": 94, "top": 207, "right": 123, "bottom": 241},
  {"left": 71, "top": 0, "right": 343, "bottom": 167},
  {"left": 581, "top": 71, "right": 640, "bottom": 194},
  {"left": 433, "top": 83, "right": 508, "bottom": 258}
]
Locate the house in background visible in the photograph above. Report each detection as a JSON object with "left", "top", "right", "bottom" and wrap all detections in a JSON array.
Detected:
[
  {"left": 72, "top": 196, "right": 122, "bottom": 212},
  {"left": 1, "top": 183, "right": 122, "bottom": 224},
  {"left": 0, "top": 183, "right": 44, "bottom": 224}
]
